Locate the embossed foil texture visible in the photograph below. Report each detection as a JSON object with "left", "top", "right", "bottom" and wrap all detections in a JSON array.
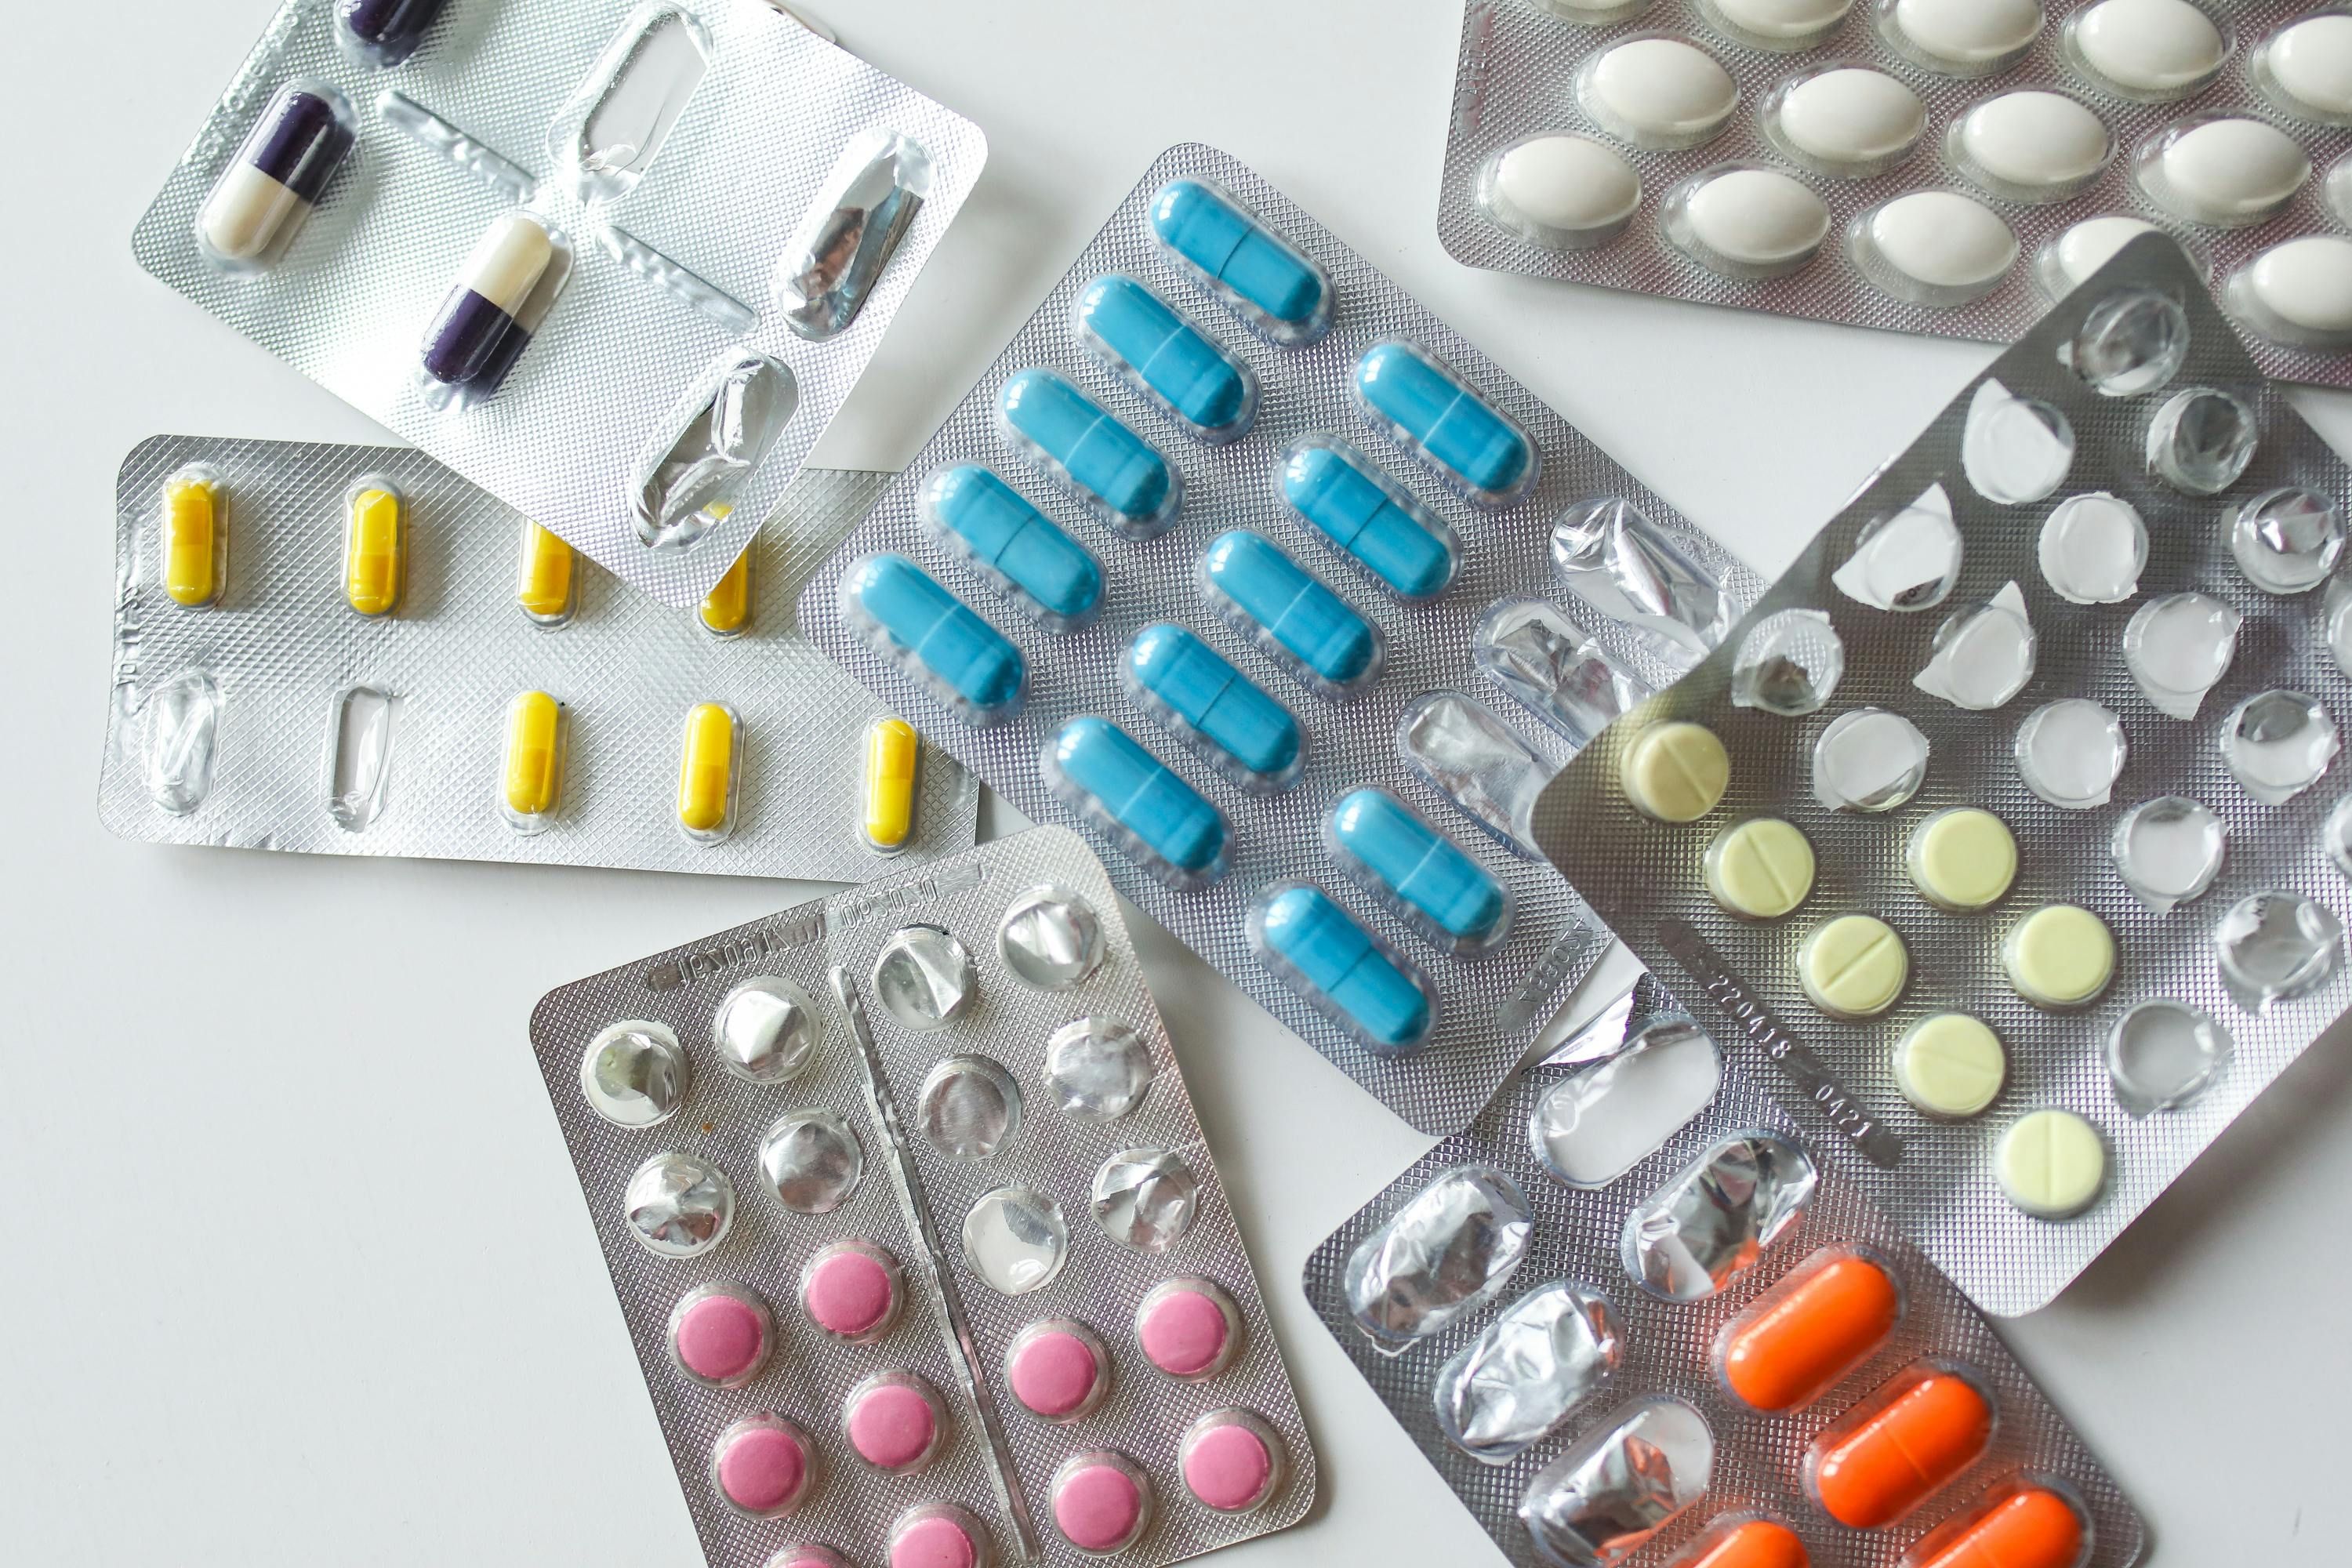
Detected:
[
  {"left": 1303, "top": 978, "right": 2145, "bottom": 1568},
  {"left": 1445, "top": 1, "right": 2352, "bottom": 387},
  {"left": 102, "top": 436, "right": 976, "bottom": 880},
  {"left": 530, "top": 826, "right": 1315, "bottom": 1568},
  {"left": 1527, "top": 235, "right": 2352, "bottom": 1315},
  {"left": 132, "top": 0, "right": 985, "bottom": 608},
  {"left": 798, "top": 143, "right": 1766, "bottom": 1138}
]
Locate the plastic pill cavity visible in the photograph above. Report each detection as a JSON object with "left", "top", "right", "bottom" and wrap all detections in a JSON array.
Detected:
[
  {"left": 580, "top": 1020, "right": 688, "bottom": 1127},
  {"left": 1914, "top": 584, "right": 2036, "bottom": 710},
  {"left": 1043, "top": 717, "right": 1233, "bottom": 889},
  {"left": 841, "top": 554, "right": 1027, "bottom": 724},
  {"left": 711, "top": 1413, "right": 815, "bottom": 1519},
  {"left": 1520, "top": 1397, "right": 1715, "bottom": 1565},
  {"left": 1249, "top": 882, "right": 1436, "bottom": 1051},
  {"left": 669, "top": 1282, "right": 775, "bottom": 1390},
  {"left": 1717, "top": 1245, "right": 1902, "bottom": 1412},
  {"left": 2065, "top": 0, "right": 2227, "bottom": 100},
  {"left": 1076, "top": 274, "right": 1257, "bottom": 443},
  {"left": 2229, "top": 486, "right": 2343, "bottom": 593},
  {"left": 1095, "top": 1150, "right": 1189, "bottom": 1257},
  {"left": 919, "top": 465, "right": 1104, "bottom": 630},
  {"left": 1051, "top": 1451, "right": 1152, "bottom": 1555},
  {"left": 2108, "top": 998, "right": 2230, "bottom": 1113},
  {"left": 514, "top": 519, "right": 576, "bottom": 626},
  {"left": 1708, "top": 0, "right": 1853, "bottom": 50},
  {"left": 2222, "top": 689, "right": 2339, "bottom": 804},
  {"left": 2231, "top": 234, "right": 2352, "bottom": 347},
  {"left": 2039, "top": 215, "right": 2165, "bottom": 296},
  {"left": 422, "top": 213, "right": 561, "bottom": 388},
  {"left": 1007, "top": 1319, "right": 1112, "bottom": 1422},
  {"left": 1620, "top": 720, "right": 1730, "bottom": 822},
  {"left": 2111, "top": 794, "right": 2227, "bottom": 912},
  {"left": 1626, "top": 1134, "right": 1816, "bottom": 1300},
  {"left": 889, "top": 1504, "right": 993, "bottom": 1568},
  {"left": 1996, "top": 1109, "right": 2107, "bottom": 1217},
  {"left": 1906, "top": 808, "right": 2016, "bottom": 912},
  {"left": 2067, "top": 281, "right": 2195, "bottom": 401},
  {"left": 2014, "top": 698, "right": 2126, "bottom": 808},
  {"left": 1328, "top": 788, "right": 1511, "bottom": 952},
  {"left": 2038, "top": 492, "right": 2144, "bottom": 602},
  {"left": 2002, "top": 904, "right": 2116, "bottom": 1007},
  {"left": 964, "top": 1186, "right": 1069, "bottom": 1295},
  {"left": 1704, "top": 818, "right": 1815, "bottom": 919},
  {"left": 624, "top": 1150, "right": 735, "bottom": 1258},
  {"left": 339, "top": 0, "right": 448, "bottom": 67},
  {"left": 1885, "top": 0, "right": 2043, "bottom": 74},
  {"left": 1962, "top": 380, "right": 2075, "bottom": 504},
  {"left": 159, "top": 465, "right": 225, "bottom": 608},
  {"left": 1666, "top": 166, "right": 1831, "bottom": 278},
  {"left": 2259, "top": 13, "right": 2352, "bottom": 122},
  {"left": 2124, "top": 592, "right": 2238, "bottom": 717},
  {"left": 997, "top": 884, "right": 1107, "bottom": 992},
  {"left": 1835, "top": 483, "right": 1962, "bottom": 609},
  {"left": 1951, "top": 91, "right": 2111, "bottom": 203},
  {"left": 1477, "top": 133, "right": 1643, "bottom": 249},
  {"left": 774, "top": 129, "right": 930, "bottom": 341},
  {"left": 2136, "top": 117, "right": 2310, "bottom": 227},
  {"left": 197, "top": 85, "right": 354, "bottom": 268},
  {"left": 699, "top": 546, "right": 751, "bottom": 637},
  {"left": 676, "top": 702, "right": 742, "bottom": 843},
  {"left": 1182, "top": 1410, "right": 1287, "bottom": 1513},
  {"left": 1806, "top": 1363, "right": 1993, "bottom": 1526},
  {"left": 1799, "top": 914, "right": 1909, "bottom": 1018},
  {"left": 1149, "top": 178, "right": 1334, "bottom": 346},
  {"left": 1280, "top": 435, "right": 1461, "bottom": 601},
  {"left": 1553, "top": 497, "right": 1735, "bottom": 665},
  {"left": 2146, "top": 385, "right": 2259, "bottom": 493},
  {"left": 1433, "top": 1279, "right": 1622, "bottom": 1464},
  {"left": 343, "top": 478, "right": 404, "bottom": 616},
  {"left": 1044, "top": 1018, "right": 1155, "bottom": 1123},
  {"left": 713, "top": 975, "right": 822, "bottom": 1084},
  {"left": 499, "top": 691, "right": 564, "bottom": 833},
  {"left": 998, "top": 367, "right": 1181, "bottom": 539},
  {"left": 760, "top": 1109, "right": 866, "bottom": 1214},
  {"left": 872, "top": 925, "right": 976, "bottom": 1033},
  {"left": 845, "top": 1371, "right": 946, "bottom": 1473},
  {"left": 1766, "top": 65, "right": 1926, "bottom": 178},
  {"left": 1731, "top": 608, "right": 1842, "bottom": 717},
  {"left": 1122, "top": 622, "right": 1305, "bottom": 792},
  {"left": 2216, "top": 891, "right": 2344, "bottom": 1007},
  {"left": 920, "top": 1055, "right": 1022, "bottom": 1160},
  {"left": 1812, "top": 707, "right": 1929, "bottom": 812},
  {"left": 1580, "top": 36, "right": 1739, "bottom": 152},
  {"left": 1854, "top": 191, "right": 2018, "bottom": 307},
  {"left": 1344, "top": 1165, "right": 1533, "bottom": 1344},
  {"left": 1352, "top": 339, "right": 1538, "bottom": 506},
  {"left": 802, "top": 1240, "right": 903, "bottom": 1343},
  {"left": 1529, "top": 1018, "right": 1723, "bottom": 1187},
  {"left": 1200, "top": 530, "right": 1383, "bottom": 695},
  {"left": 1893, "top": 1013, "right": 2008, "bottom": 1118},
  {"left": 1907, "top": 1485, "right": 2088, "bottom": 1568},
  {"left": 1137, "top": 1277, "right": 1242, "bottom": 1380}
]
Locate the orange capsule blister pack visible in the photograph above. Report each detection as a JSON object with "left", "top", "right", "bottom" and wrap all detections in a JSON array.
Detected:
[{"left": 1305, "top": 978, "right": 2144, "bottom": 1568}]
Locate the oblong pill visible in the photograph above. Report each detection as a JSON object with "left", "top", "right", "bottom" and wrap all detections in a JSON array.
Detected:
[
  {"left": 1279, "top": 437, "right": 1459, "bottom": 600},
  {"left": 920, "top": 465, "right": 1103, "bottom": 628},
  {"left": 1772, "top": 66, "right": 1926, "bottom": 176},
  {"left": 2232, "top": 234, "right": 2352, "bottom": 347},
  {"left": 1671, "top": 165, "right": 1830, "bottom": 277},
  {"left": 1149, "top": 177, "right": 1334, "bottom": 344},
  {"left": 515, "top": 519, "right": 576, "bottom": 626},
  {"left": 1911, "top": 1486, "right": 2086, "bottom": 1568},
  {"left": 1076, "top": 274, "right": 1257, "bottom": 441},
  {"left": 997, "top": 368, "right": 1180, "bottom": 538},
  {"left": 198, "top": 85, "right": 354, "bottom": 266},
  {"left": 700, "top": 546, "right": 751, "bottom": 637},
  {"left": 1122, "top": 622, "right": 1304, "bottom": 790},
  {"left": 1201, "top": 529, "right": 1382, "bottom": 694},
  {"left": 841, "top": 554, "right": 1026, "bottom": 724},
  {"left": 2070, "top": 0, "right": 2224, "bottom": 96},
  {"left": 1250, "top": 883, "right": 1435, "bottom": 1052},
  {"left": 1807, "top": 1366, "right": 1994, "bottom": 1528},
  {"left": 161, "top": 466, "right": 225, "bottom": 608},
  {"left": 339, "top": 0, "right": 449, "bottom": 66},
  {"left": 1353, "top": 340, "right": 1537, "bottom": 506},
  {"left": 2264, "top": 13, "right": 2352, "bottom": 121},
  {"left": 1328, "top": 788, "right": 1510, "bottom": 951},
  {"left": 2140, "top": 117, "right": 2310, "bottom": 226},
  {"left": 422, "top": 212, "right": 556, "bottom": 387},
  {"left": 1478, "top": 132, "right": 1642, "bottom": 249},
  {"left": 1581, "top": 36, "right": 1739, "bottom": 150},
  {"left": 1953, "top": 91, "right": 2111, "bottom": 200},
  {"left": 500, "top": 690, "right": 565, "bottom": 833},
  {"left": 343, "top": 478, "right": 404, "bottom": 616},
  {"left": 1858, "top": 191, "right": 2018, "bottom": 304},
  {"left": 677, "top": 702, "right": 741, "bottom": 843},
  {"left": 1717, "top": 1247, "right": 1902, "bottom": 1412},
  {"left": 1043, "top": 716, "right": 1231, "bottom": 888},
  {"left": 1675, "top": 1516, "right": 1810, "bottom": 1568},
  {"left": 861, "top": 716, "right": 919, "bottom": 855},
  {"left": 1888, "top": 0, "right": 2042, "bottom": 71}
]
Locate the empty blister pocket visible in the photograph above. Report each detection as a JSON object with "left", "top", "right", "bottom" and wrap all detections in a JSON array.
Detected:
[{"left": 549, "top": 4, "right": 712, "bottom": 203}]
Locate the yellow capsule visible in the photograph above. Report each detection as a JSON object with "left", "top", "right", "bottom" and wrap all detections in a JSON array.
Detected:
[
  {"left": 344, "top": 479, "right": 405, "bottom": 616},
  {"left": 862, "top": 717, "right": 920, "bottom": 855},
  {"left": 500, "top": 691, "right": 565, "bottom": 831},
  {"left": 515, "top": 520, "right": 577, "bottom": 626},
  {"left": 699, "top": 546, "right": 751, "bottom": 637},
  {"left": 677, "top": 702, "right": 741, "bottom": 841},
  {"left": 160, "top": 465, "right": 225, "bottom": 607}
]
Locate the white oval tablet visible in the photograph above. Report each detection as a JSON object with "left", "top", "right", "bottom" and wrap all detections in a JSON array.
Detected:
[
  {"left": 2244, "top": 234, "right": 2352, "bottom": 336},
  {"left": 1893, "top": 0, "right": 2043, "bottom": 67},
  {"left": 1777, "top": 67, "right": 1928, "bottom": 167},
  {"left": 1491, "top": 134, "right": 1644, "bottom": 236},
  {"left": 2151, "top": 118, "right": 2310, "bottom": 222},
  {"left": 1958, "top": 91, "right": 2111, "bottom": 193},
  {"left": 1868, "top": 191, "right": 2019, "bottom": 290},
  {"left": 2051, "top": 215, "right": 2164, "bottom": 287},
  {"left": 1713, "top": 0, "right": 1852, "bottom": 41},
  {"left": 2267, "top": 15, "right": 2352, "bottom": 119},
  {"left": 1589, "top": 37, "right": 1739, "bottom": 145},
  {"left": 1683, "top": 168, "right": 1831, "bottom": 266},
  {"left": 2073, "top": 0, "right": 2227, "bottom": 94}
]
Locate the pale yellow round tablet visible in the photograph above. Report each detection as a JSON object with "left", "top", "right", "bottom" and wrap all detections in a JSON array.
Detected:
[
  {"left": 1905, "top": 808, "right": 2017, "bottom": 911},
  {"left": 1893, "top": 1012, "right": 2006, "bottom": 1117},
  {"left": 1620, "top": 720, "right": 1730, "bottom": 822},
  {"left": 1703, "top": 818, "right": 1816, "bottom": 919},
  {"left": 1798, "top": 914, "right": 1908, "bottom": 1018},
  {"left": 1996, "top": 1108, "right": 2107, "bottom": 1218},
  {"left": 2002, "top": 904, "right": 2115, "bottom": 1007}
]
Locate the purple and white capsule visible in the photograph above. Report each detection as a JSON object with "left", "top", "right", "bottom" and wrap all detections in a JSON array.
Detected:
[
  {"left": 196, "top": 85, "right": 355, "bottom": 267},
  {"left": 339, "top": 0, "right": 449, "bottom": 67},
  {"left": 422, "top": 214, "right": 557, "bottom": 387}
]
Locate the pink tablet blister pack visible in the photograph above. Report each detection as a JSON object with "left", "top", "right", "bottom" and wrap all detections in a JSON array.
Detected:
[{"left": 528, "top": 825, "right": 1314, "bottom": 1567}]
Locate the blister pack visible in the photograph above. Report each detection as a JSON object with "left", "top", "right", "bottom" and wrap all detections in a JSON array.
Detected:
[
  {"left": 1444, "top": 0, "right": 2352, "bottom": 387},
  {"left": 1304, "top": 976, "right": 2145, "bottom": 1568},
  {"left": 101, "top": 435, "right": 977, "bottom": 881},
  {"left": 1524, "top": 233, "right": 2352, "bottom": 1313},
  {"left": 529, "top": 826, "right": 1314, "bottom": 1568},
  {"left": 797, "top": 143, "right": 1766, "bottom": 1136},
  {"left": 131, "top": 0, "right": 985, "bottom": 608}
]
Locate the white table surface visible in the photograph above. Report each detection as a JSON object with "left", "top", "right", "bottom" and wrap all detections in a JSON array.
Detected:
[{"left": 4, "top": 1, "right": 2347, "bottom": 1562}]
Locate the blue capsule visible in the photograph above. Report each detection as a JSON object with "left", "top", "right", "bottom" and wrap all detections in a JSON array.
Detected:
[
  {"left": 840, "top": 554, "right": 1025, "bottom": 723},
  {"left": 1075, "top": 274, "right": 1257, "bottom": 443},
  {"left": 1149, "top": 179, "right": 1334, "bottom": 346},
  {"left": 996, "top": 368, "right": 1180, "bottom": 539},
  {"left": 1121, "top": 622, "right": 1303, "bottom": 792},
  {"left": 1279, "top": 437, "right": 1460, "bottom": 601},
  {"left": 1250, "top": 884, "right": 1434, "bottom": 1052},
  {"left": 1328, "top": 789, "right": 1511, "bottom": 952},
  {"left": 1043, "top": 716, "right": 1232, "bottom": 887},
  {"left": 918, "top": 466, "right": 1103, "bottom": 630},
  {"left": 1353, "top": 339, "right": 1538, "bottom": 506},
  {"left": 1200, "top": 531, "right": 1381, "bottom": 695}
]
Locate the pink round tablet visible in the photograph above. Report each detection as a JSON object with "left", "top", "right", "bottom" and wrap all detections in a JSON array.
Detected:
[
  {"left": 766, "top": 1549, "right": 848, "bottom": 1568},
  {"left": 803, "top": 1240, "right": 901, "bottom": 1342},
  {"left": 1136, "top": 1279, "right": 1237, "bottom": 1380},
  {"left": 1051, "top": 1452, "right": 1151, "bottom": 1554},
  {"left": 846, "top": 1374, "right": 943, "bottom": 1472},
  {"left": 890, "top": 1506, "right": 987, "bottom": 1568},
  {"left": 1007, "top": 1322, "right": 1107, "bottom": 1421},
  {"left": 1181, "top": 1414, "right": 1279, "bottom": 1513},
  {"left": 712, "top": 1416, "right": 813, "bottom": 1518},
  {"left": 670, "top": 1283, "right": 773, "bottom": 1388}
]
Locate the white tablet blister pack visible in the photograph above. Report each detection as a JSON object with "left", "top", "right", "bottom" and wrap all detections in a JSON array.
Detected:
[
  {"left": 102, "top": 435, "right": 978, "bottom": 880},
  {"left": 1445, "top": 0, "right": 2352, "bottom": 387},
  {"left": 132, "top": 0, "right": 985, "bottom": 607},
  {"left": 530, "top": 826, "right": 1314, "bottom": 1568}
]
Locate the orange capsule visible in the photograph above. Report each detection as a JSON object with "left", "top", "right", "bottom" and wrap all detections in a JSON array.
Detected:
[
  {"left": 1675, "top": 1516, "right": 1809, "bottom": 1568},
  {"left": 1719, "top": 1247, "right": 1903, "bottom": 1413},
  {"left": 1905, "top": 1486, "right": 2086, "bottom": 1568},
  {"left": 1807, "top": 1365, "right": 1993, "bottom": 1528}
]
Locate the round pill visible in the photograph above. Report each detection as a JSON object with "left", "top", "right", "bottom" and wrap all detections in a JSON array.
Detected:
[
  {"left": 768, "top": 1548, "right": 851, "bottom": 1568},
  {"left": 2072, "top": 0, "right": 2226, "bottom": 95},
  {"left": 2147, "top": 118, "right": 2310, "bottom": 223},
  {"left": 1956, "top": 91, "right": 2111, "bottom": 196},
  {"left": 2241, "top": 234, "right": 2352, "bottom": 340},
  {"left": 2002, "top": 904, "right": 2115, "bottom": 1007},
  {"left": 1486, "top": 134, "right": 1642, "bottom": 244},
  {"left": 1718, "top": 1246, "right": 1903, "bottom": 1413},
  {"left": 1997, "top": 1109, "right": 2107, "bottom": 1218},
  {"left": 1798, "top": 915, "right": 1907, "bottom": 1019},
  {"left": 2267, "top": 14, "right": 2352, "bottom": 118},
  {"left": 1052, "top": 1453, "right": 1152, "bottom": 1555},
  {"left": 1915, "top": 1487, "right": 2087, "bottom": 1568},
  {"left": 1905, "top": 808, "right": 2016, "bottom": 910},
  {"left": 1620, "top": 720, "right": 1730, "bottom": 822},
  {"left": 1774, "top": 67, "right": 1926, "bottom": 169},
  {"left": 1181, "top": 1410, "right": 1285, "bottom": 1513},
  {"left": 1864, "top": 191, "right": 2018, "bottom": 293},
  {"left": 712, "top": 1415, "right": 815, "bottom": 1519},
  {"left": 1681, "top": 167, "right": 1831, "bottom": 270},
  {"left": 2049, "top": 215, "right": 2164, "bottom": 289},
  {"left": 1704, "top": 818, "right": 1815, "bottom": 918},
  {"left": 890, "top": 1504, "right": 992, "bottom": 1568},
  {"left": 1137, "top": 1278, "right": 1240, "bottom": 1380},
  {"left": 845, "top": 1372, "right": 946, "bottom": 1473},
  {"left": 1588, "top": 38, "right": 1739, "bottom": 147},
  {"left": 1809, "top": 1367, "right": 1994, "bottom": 1527},
  {"left": 1893, "top": 1014, "right": 2008, "bottom": 1118},
  {"left": 1713, "top": 0, "right": 1851, "bottom": 42},
  {"left": 1007, "top": 1319, "right": 1112, "bottom": 1421},
  {"left": 802, "top": 1240, "right": 902, "bottom": 1342},
  {"left": 1890, "top": 0, "right": 2042, "bottom": 69},
  {"left": 1679, "top": 1518, "right": 1810, "bottom": 1568},
  {"left": 670, "top": 1283, "right": 774, "bottom": 1389}
]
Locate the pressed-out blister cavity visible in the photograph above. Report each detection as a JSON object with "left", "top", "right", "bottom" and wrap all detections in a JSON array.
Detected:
[
  {"left": 800, "top": 145, "right": 1763, "bottom": 1135},
  {"left": 528, "top": 829, "right": 1315, "bottom": 1568},
  {"left": 1433, "top": 1280, "right": 1623, "bottom": 1465},
  {"left": 776, "top": 129, "right": 932, "bottom": 343}
]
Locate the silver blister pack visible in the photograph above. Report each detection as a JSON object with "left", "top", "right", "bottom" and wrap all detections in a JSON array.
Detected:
[
  {"left": 797, "top": 143, "right": 1766, "bottom": 1137},
  {"left": 132, "top": 0, "right": 985, "bottom": 608},
  {"left": 1445, "top": 1, "right": 2352, "bottom": 387},
  {"left": 1303, "top": 976, "right": 2146, "bottom": 1568},
  {"left": 1526, "top": 234, "right": 2352, "bottom": 1314},
  {"left": 101, "top": 435, "right": 977, "bottom": 880},
  {"left": 530, "top": 826, "right": 1315, "bottom": 1567}
]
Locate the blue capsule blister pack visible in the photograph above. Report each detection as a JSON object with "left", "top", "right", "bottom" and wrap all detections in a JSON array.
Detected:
[{"left": 800, "top": 144, "right": 1765, "bottom": 1135}]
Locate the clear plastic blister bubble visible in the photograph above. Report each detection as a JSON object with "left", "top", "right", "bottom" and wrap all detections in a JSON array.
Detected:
[
  {"left": 2123, "top": 590, "right": 2239, "bottom": 717},
  {"left": 1961, "top": 379, "right": 2077, "bottom": 503},
  {"left": 1475, "top": 600, "right": 1656, "bottom": 743},
  {"left": 2014, "top": 698, "right": 2128, "bottom": 809},
  {"left": 2110, "top": 794, "right": 2227, "bottom": 912},
  {"left": 2063, "top": 285, "right": 2194, "bottom": 396},
  {"left": 2227, "top": 484, "right": 2344, "bottom": 590},
  {"left": 1731, "top": 608, "right": 1844, "bottom": 716},
  {"left": 1913, "top": 583, "right": 2037, "bottom": 710},
  {"left": 1833, "top": 484, "right": 1963, "bottom": 610},
  {"left": 1813, "top": 706, "right": 1931, "bottom": 811}
]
